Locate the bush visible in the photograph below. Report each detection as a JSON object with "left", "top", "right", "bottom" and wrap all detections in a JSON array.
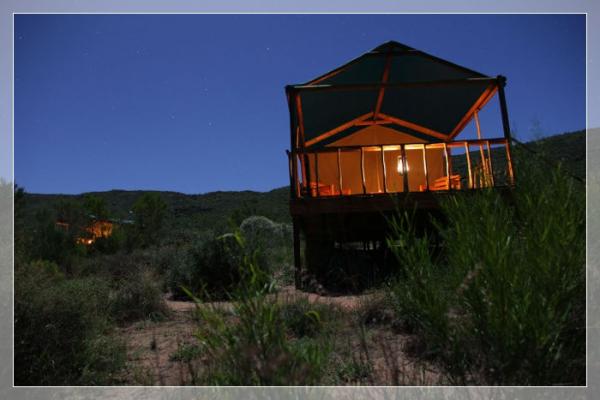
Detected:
[
  {"left": 168, "top": 229, "right": 276, "bottom": 301},
  {"left": 279, "top": 298, "right": 332, "bottom": 338},
  {"left": 240, "top": 216, "right": 292, "bottom": 273},
  {"left": 111, "top": 267, "right": 169, "bottom": 324},
  {"left": 28, "top": 209, "right": 86, "bottom": 272},
  {"left": 168, "top": 233, "right": 244, "bottom": 300},
  {"left": 186, "top": 235, "right": 331, "bottom": 385},
  {"left": 90, "top": 225, "right": 126, "bottom": 255},
  {"left": 14, "top": 262, "right": 125, "bottom": 385},
  {"left": 386, "top": 154, "right": 585, "bottom": 385}
]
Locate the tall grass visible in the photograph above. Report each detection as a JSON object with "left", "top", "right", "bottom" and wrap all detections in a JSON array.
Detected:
[
  {"left": 387, "top": 153, "right": 585, "bottom": 385},
  {"left": 184, "top": 231, "right": 331, "bottom": 385}
]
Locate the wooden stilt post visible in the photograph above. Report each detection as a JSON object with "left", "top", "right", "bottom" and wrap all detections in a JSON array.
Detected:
[
  {"left": 292, "top": 217, "right": 302, "bottom": 289},
  {"left": 497, "top": 76, "right": 515, "bottom": 186},
  {"left": 315, "top": 152, "right": 320, "bottom": 197}
]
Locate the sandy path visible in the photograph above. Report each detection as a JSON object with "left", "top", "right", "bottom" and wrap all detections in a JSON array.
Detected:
[{"left": 118, "top": 286, "right": 443, "bottom": 385}]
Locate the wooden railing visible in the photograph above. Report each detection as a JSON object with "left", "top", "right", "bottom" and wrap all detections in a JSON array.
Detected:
[{"left": 288, "top": 137, "right": 514, "bottom": 199}]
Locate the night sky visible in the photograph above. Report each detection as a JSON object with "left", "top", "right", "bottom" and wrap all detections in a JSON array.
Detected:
[{"left": 15, "top": 14, "right": 585, "bottom": 194}]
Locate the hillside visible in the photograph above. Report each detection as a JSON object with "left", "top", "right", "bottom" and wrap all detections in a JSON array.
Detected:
[
  {"left": 20, "top": 129, "right": 585, "bottom": 238},
  {"left": 22, "top": 187, "right": 291, "bottom": 239}
]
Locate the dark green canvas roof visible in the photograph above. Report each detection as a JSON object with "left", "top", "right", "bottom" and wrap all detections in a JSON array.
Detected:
[{"left": 286, "top": 41, "right": 503, "bottom": 148}]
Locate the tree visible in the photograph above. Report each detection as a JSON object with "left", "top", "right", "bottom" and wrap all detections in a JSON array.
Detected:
[
  {"left": 131, "top": 193, "right": 167, "bottom": 247},
  {"left": 83, "top": 194, "right": 109, "bottom": 220}
]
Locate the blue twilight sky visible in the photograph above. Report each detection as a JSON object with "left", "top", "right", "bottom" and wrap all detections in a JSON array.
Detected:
[{"left": 15, "top": 14, "right": 585, "bottom": 194}]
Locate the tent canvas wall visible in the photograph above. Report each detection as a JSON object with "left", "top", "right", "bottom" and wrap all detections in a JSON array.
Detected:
[{"left": 286, "top": 40, "right": 512, "bottom": 197}]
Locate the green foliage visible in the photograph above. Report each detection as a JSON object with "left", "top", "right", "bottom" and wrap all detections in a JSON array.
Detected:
[
  {"left": 228, "top": 201, "right": 259, "bottom": 227},
  {"left": 239, "top": 216, "right": 293, "bottom": 278},
  {"left": 167, "top": 221, "right": 287, "bottom": 300},
  {"left": 387, "top": 209, "right": 453, "bottom": 359},
  {"left": 279, "top": 298, "right": 338, "bottom": 338},
  {"left": 84, "top": 194, "right": 109, "bottom": 219},
  {"left": 110, "top": 267, "right": 169, "bottom": 324},
  {"left": 185, "top": 234, "right": 331, "bottom": 385},
  {"left": 386, "top": 153, "right": 585, "bottom": 384},
  {"left": 170, "top": 342, "right": 202, "bottom": 362},
  {"left": 28, "top": 208, "right": 86, "bottom": 270},
  {"left": 130, "top": 192, "right": 167, "bottom": 247},
  {"left": 90, "top": 224, "right": 126, "bottom": 255},
  {"left": 55, "top": 199, "right": 88, "bottom": 235},
  {"left": 168, "top": 233, "right": 245, "bottom": 300},
  {"left": 14, "top": 262, "right": 126, "bottom": 385}
]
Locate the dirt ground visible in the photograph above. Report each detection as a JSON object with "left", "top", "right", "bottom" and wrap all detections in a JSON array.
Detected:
[{"left": 117, "top": 286, "right": 445, "bottom": 386}]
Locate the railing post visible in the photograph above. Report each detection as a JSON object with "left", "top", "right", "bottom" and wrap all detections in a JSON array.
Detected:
[
  {"left": 315, "top": 152, "right": 320, "bottom": 197},
  {"left": 360, "top": 147, "right": 366, "bottom": 194},
  {"left": 486, "top": 140, "right": 495, "bottom": 187},
  {"left": 422, "top": 144, "right": 429, "bottom": 191},
  {"left": 443, "top": 142, "right": 450, "bottom": 190},
  {"left": 505, "top": 140, "right": 515, "bottom": 185},
  {"left": 464, "top": 142, "right": 473, "bottom": 189},
  {"left": 337, "top": 148, "right": 343, "bottom": 196},
  {"left": 401, "top": 144, "right": 409, "bottom": 193},
  {"left": 380, "top": 145, "right": 387, "bottom": 193}
]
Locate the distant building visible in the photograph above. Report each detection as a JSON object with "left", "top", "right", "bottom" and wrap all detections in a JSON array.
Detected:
[{"left": 56, "top": 215, "right": 133, "bottom": 245}]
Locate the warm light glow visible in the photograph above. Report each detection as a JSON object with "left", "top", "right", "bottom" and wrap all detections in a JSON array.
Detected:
[{"left": 397, "top": 156, "right": 409, "bottom": 174}]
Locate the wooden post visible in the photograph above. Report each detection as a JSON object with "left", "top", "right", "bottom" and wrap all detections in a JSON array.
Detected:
[
  {"left": 486, "top": 140, "right": 495, "bottom": 186},
  {"left": 286, "top": 89, "right": 299, "bottom": 198},
  {"left": 443, "top": 142, "right": 450, "bottom": 190},
  {"left": 360, "top": 147, "right": 366, "bottom": 194},
  {"left": 497, "top": 75, "right": 515, "bottom": 186},
  {"left": 505, "top": 140, "right": 515, "bottom": 185},
  {"left": 464, "top": 142, "right": 473, "bottom": 189},
  {"left": 380, "top": 146, "right": 388, "bottom": 193},
  {"left": 479, "top": 143, "right": 487, "bottom": 183},
  {"left": 422, "top": 145, "right": 429, "bottom": 191},
  {"left": 401, "top": 145, "right": 409, "bottom": 193},
  {"left": 286, "top": 150, "right": 294, "bottom": 198},
  {"left": 292, "top": 217, "right": 302, "bottom": 289},
  {"left": 474, "top": 110, "right": 482, "bottom": 140},
  {"left": 315, "top": 152, "right": 320, "bottom": 197},
  {"left": 337, "top": 148, "right": 343, "bottom": 196},
  {"left": 497, "top": 76, "right": 512, "bottom": 143}
]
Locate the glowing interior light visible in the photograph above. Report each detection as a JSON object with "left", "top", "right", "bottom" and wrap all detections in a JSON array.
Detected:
[{"left": 397, "top": 156, "right": 409, "bottom": 174}]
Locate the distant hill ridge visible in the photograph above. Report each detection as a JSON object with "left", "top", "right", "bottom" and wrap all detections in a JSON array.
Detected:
[{"left": 21, "top": 130, "right": 585, "bottom": 234}]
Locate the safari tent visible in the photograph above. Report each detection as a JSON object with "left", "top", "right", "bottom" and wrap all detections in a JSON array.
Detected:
[{"left": 285, "top": 41, "right": 515, "bottom": 288}]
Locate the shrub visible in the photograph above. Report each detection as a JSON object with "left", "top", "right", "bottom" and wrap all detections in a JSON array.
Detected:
[
  {"left": 168, "top": 233, "right": 244, "bottom": 300},
  {"left": 90, "top": 225, "right": 126, "bottom": 255},
  {"left": 111, "top": 267, "right": 169, "bottom": 324},
  {"left": 239, "top": 216, "right": 292, "bottom": 275},
  {"left": 387, "top": 209, "right": 455, "bottom": 360},
  {"left": 186, "top": 235, "right": 331, "bottom": 385},
  {"left": 14, "top": 262, "right": 125, "bottom": 385},
  {"left": 279, "top": 298, "right": 330, "bottom": 338},
  {"left": 168, "top": 229, "right": 277, "bottom": 301},
  {"left": 386, "top": 153, "right": 585, "bottom": 385},
  {"left": 28, "top": 208, "right": 86, "bottom": 272}
]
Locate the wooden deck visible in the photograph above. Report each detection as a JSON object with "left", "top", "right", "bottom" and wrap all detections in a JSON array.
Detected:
[{"left": 290, "top": 190, "right": 444, "bottom": 216}]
